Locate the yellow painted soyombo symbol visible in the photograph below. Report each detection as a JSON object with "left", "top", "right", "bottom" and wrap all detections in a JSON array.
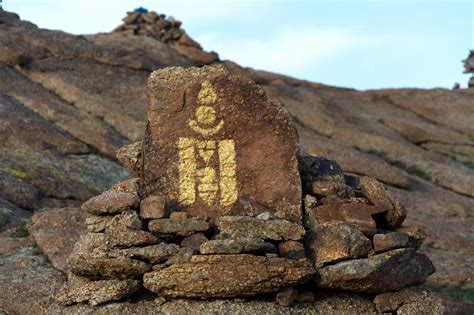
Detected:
[{"left": 178, "top": 81, "right": 237, "bottom": 206}]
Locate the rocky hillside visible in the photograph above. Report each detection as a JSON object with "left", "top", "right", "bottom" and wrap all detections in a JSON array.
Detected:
[{"left": 0, "top": 10, "right": 473, "bottom": 312}]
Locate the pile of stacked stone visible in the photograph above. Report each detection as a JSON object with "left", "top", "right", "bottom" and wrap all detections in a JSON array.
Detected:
[
  {"left": 114, "top": 9, "right": 199, "bottom": 48},
  {"left": 463, "top": 50, "right": 474, "bottom": 88},
  {"left": 112, "top": 9, "right": 218, "bottom": 65},
  {"left": 56, "top": 65, "right": 435, "bottom": 311}
]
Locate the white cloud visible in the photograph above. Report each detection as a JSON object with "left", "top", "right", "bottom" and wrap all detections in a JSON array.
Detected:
[{"left": 197, "top": 26, "right": 390, "bottom": 75}]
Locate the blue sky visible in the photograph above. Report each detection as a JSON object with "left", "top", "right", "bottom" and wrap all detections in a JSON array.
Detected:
[{"left": 5, "top": 0, "right": 473, "bottom": 90}]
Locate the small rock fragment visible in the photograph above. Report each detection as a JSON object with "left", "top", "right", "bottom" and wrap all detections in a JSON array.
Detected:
[
  {"left": 181, "top": 233, "right": 208, "bottom": 252},
  {"left": 140, "top": 195, "right": 168, "bottom": 219},
  {"left": 115, "top": 141, "right": 142, "bottom": 175},
  {"left": 305, "top": 221, "right": 371, "bottom": 267},
  {"left": 231, "top": 196, "right": 272, "bottom": 217},
  {"left": 275, "top": 287, "right": 298, "bottom": 306},
  {"left": 359, "top": 176, "right": 406, "bottom": 229},
  {"left": 111, "top": 178, "right": 139, "bottom": 194},
  {"left": 299, "top": 156, "right": 345, "bottom": 193},
  {"left": 163, "top": 247, "right": 194, "bottom": 266},
  {"left": 81, "top": 190, "right": 139, "bottom": 215},
  {"left": 108, "top": 209, "right": 142, "bottom": 230},
  {"left": 106, "top": 227, "right": 160, "bottom": 248},
  {"left": 278, "top": 241, "right": 306, "bottom": 260},
  {"left": 256, "top": 211, "right": 274, "bottom": 221},
  {"left": 303, "top": 194, "right": 318, "bottom": 214},
  {"left": 85, "top": 215, "right": 113, "bottom": 233},
  {"left": 311, "top": 181, "right": 354, "bottom": 199},
  {"left": 169, "top": 211, "right": 187, "bottom": 220},
  {"left": 110, "top": 243, "right": 180, "bottom": 265},
  {"left": 373, "top": 232, "right": 409, "bottom": 253},
  {"left": 396, "top": 226, "right": 427, "bottom": 249}
]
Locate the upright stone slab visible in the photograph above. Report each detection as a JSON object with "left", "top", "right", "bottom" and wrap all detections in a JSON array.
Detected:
[{"left": 140, "top": 66, "right": 301, "bottom": 223}]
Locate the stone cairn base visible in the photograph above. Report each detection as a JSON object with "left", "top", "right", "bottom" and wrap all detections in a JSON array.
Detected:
[
  {"left": 113, "top": 10, "right": 218, "bottom": 65},
  {"left": 56, "top": 66, "right": 437, "bottom": 312}
]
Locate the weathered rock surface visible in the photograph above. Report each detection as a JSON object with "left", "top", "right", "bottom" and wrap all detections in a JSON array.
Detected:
[
  {"left": 305, "top": 221, "right": 372, "bottom": 267},
  {"left": 0, "top": 235, "right": 65, "bottom": 315},
  {"left": 56, "top": 275, "right": 141, "bottom": 306},
  {"left": 0, "top": 168, "right": 38, "bottom": 210},
  {"left": 106, "top": 227, "right": 159, "bottom": 248},
  {"left": 67, "top": 233, "right": 151, "bottom": 279},
  {"left": 200, "top": 237, "right": 276, "bottom": 254},
  {"left": 373, "top": 232, "right": 409, "bottom": 253},
  {"left": 81, "top": 190, "right": 139, "bottom": 215},
  {"left": 85, "top": 215, "right": 113, "bottom": 233},
  {"left": 278, "top": 241, "right": 306, "bottom": 260},
  {"left": 359, "top": 176, "right": 406, "bottom": 229},
  {"left": 29, "top": 207, "right": 87, "bottom": 271},
  {"left": 180, "top": 233, "right": 208, "bottom": 252},
  {"left": 148, "top": 218, "right": 210, "bottom": 237},
  {"left": 374, "top": 286, "right": 445, "bottom": 314},
  {"left": 0, "top": 196, "right": 31, "bottom": 231},
  {"left": 115, "top": 141, "right": 142, "bottom": 175},
  {"left": 143, "top": 254, "right": 314, "bottom": 298},
  {"left": 47, "top": 294, "right": 378, "bottom": 314},
  {"left": 140, "top": 66, "right": 302, "bottom": 223},
  {"left": 139, "top": 195, "right": 167, "bottom": 219},
  {"left": 110, "top": 243, "right": 180, "bottom": 264},
  {"left": 308, "top": 202, "right": 386, "bottom": 236},
  {"left": 216, "top": 215, "right": 305, "bottom": 241},
  {"left": 317, "top": 248, "right": 435, "bottom": 292}
]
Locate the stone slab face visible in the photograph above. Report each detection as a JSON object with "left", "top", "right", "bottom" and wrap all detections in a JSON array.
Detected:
[{"left": 140, "top": 66, "right": 301, "bottom": 223}]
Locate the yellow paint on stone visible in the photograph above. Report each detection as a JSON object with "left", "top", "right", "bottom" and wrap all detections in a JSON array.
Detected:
[
  {"left": 197, "top": 80, "right": 217, "bottom": 105},
  {"left": 178, "top": 80, "right": 238, "bottom": 207}
]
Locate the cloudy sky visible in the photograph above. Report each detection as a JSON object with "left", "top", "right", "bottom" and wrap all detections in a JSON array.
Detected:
[{"left": 6, "top": 0, "right": 472, "bottom": 90}]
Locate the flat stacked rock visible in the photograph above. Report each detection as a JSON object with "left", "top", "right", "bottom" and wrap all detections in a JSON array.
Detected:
[
  {"left": 113, "top": 9, "right": 218, "bottom": 65},
  {"left": 57, "top": 65, "right": 437, "bottom": 310}
]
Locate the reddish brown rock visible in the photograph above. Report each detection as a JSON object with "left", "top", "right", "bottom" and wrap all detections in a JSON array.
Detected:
[
  {"left": 359, "top": 176, "right": 406, "bottom": 229},
  {"left": 143, "top": 254, "right": 314, "bottom": 298},
  {"left": 305, "top": 221, "right": 372, "bottom": 267},
  {"left": 85, "top": 215, "right": 113, "bottom": 233},
  {"left": 140, "top": 66, "right": 302, "bottom": 223},
  {"left": 29, "top": 207, "right": 87, "bottom": 271},
  {"left": 110, "top": 243, "right": 180, "bottom": 264},
  {"left": 140, "top": 195, "right": 168, "bottom": 219},
  {"left": 181, "top": 233, "right": 208, "bottom": 252},
  {"left": 316, "top": 248, "right": 435, "bottom": 293},
  {"left": 111, "top": 178, "right": 139, "bottom": 194},
  {"left": 396, "top": 226, "right": 426, "bottom": 249},
  {"left": 275, "top": 287, "right": 298, "bottom": 306},
  {"left": 308, "top": 203, "right": 387, "bottom": 236},
  {"left": 278, "top": 241, "right": 306, "bottom": 260},
  {"left": 115, "top": 141, "right": 142, "bottom": 175},
  {"left": 373, "top": 232, "right": 409, "bottom": 253},
  {"left": 81, "top": 190, "right": 140, "bottom": 215}
]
